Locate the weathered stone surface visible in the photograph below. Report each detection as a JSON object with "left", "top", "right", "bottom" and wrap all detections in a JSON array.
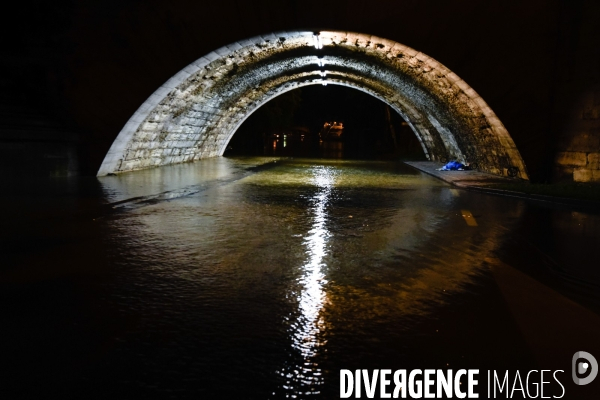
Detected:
[
  {"left": 574, "top": 168, "right": 591, "bottom": 182},
  {"left": 97, "top": 31, "right": 529, "bottom": 179},
  {"left": 561, "top": 132, "right": 600, "bottom": 153},
  {"left": 555, "top": 151, "right": 588, "bottom": 167},
  {"left": 554, "top": 84, "right": 600, "bottom": 182},
  {"left": 588, "top": 153, "right": 600, "bottom": 170}
]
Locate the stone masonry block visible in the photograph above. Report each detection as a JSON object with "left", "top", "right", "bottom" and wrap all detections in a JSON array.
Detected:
[
  {"left": 588, "top": 153, "right": 600, "bottom": 169},
  {"left": 573, "top": 168, "right": 594, "bottom": 182},
  {"left": 556, "top": 151, "right": 588, "bottom": 167}
]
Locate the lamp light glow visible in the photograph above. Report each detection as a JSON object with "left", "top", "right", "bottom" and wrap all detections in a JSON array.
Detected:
[{"left": 313, "top": 33, "right": 322, "bottom": 49}]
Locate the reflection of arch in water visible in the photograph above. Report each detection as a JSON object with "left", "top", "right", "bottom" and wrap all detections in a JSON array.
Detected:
[{"left": 98, "top": 31, "right": 528, "bottom": 179}]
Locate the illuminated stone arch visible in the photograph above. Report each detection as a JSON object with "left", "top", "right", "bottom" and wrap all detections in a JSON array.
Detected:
[{"left": 98, "top": 31, "right": 528, "bottom": 179}]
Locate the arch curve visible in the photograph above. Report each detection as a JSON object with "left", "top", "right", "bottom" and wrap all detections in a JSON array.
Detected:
[{"left": 98, "top": 31, "right": 528, "bottom": 179}]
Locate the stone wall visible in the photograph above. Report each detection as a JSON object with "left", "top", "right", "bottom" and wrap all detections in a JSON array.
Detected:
[
  {"left": 3, "top": 1, "right": 599, "bottom": 181},
  {"left": 98, "top": 31, "right": 528, "bottom": 179},
  {"left": 554, "top": 86, "right": 600, "bottom": 183},
  {"left": 552, "top": 1, "right": 600, "bottom": 182}
]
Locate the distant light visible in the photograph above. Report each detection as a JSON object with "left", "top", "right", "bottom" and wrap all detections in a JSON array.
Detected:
[
  {"left": 320, "top": 71, "right": 326, "bottom": 77},
  {"left": 322, "top": 82, "right": 327, "bottom": 86}
]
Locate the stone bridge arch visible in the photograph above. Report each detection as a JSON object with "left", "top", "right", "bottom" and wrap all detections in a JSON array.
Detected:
[{"left": 98, "top": 31, "right": 528, "bottom": 179}]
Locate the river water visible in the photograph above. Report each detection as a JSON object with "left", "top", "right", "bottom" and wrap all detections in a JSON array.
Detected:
[{"left": 1, "top": 157, "right": 600, "bottom": 399}]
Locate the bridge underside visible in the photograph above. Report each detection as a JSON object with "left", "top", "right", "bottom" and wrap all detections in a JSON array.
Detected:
[{"left": 98, "top": 31, "right": 528, "bottom": 180}]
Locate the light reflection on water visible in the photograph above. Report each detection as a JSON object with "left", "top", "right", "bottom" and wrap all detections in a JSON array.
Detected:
[
  {"left": 95, "top": 157, "right": 526, "bottom": 398},
  {"left": 7, "top": 156, "right": 599, "bottom": 399},
  {"left": 280, "top": 166, "right": 338, "bottom": 396}
]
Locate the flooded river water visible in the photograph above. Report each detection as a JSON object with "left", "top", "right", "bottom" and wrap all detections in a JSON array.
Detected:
[{"left": 2, "top": 157, "right": 600, "bottom": 399}]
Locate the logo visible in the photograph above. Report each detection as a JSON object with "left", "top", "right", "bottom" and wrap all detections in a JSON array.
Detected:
[{"left": 572, "top": 351, "right": 598, "bottom": 386}]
